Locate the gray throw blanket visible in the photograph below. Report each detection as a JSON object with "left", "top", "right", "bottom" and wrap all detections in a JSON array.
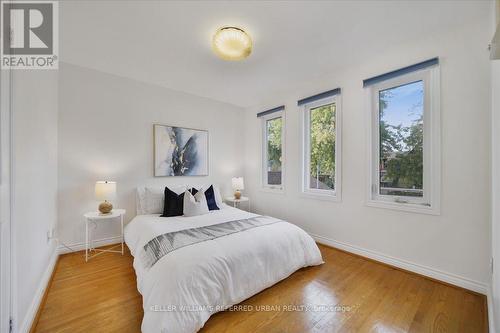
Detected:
[{"left": 141, "top": 216, "right": 280, "bottom": 269}]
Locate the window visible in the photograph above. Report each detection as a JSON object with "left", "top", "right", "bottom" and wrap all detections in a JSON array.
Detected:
[
  {"left": 379, "top": 81, "right": 424, "bottom": 198},
  {"left": 301, "top": 95, "right": 341, "bottom": 200},
  {"left": 261, "top": 111, "right": 284, "bottom": 190},
  {"left": 367, "top": 61, "right": 440, "bottom": 214}
]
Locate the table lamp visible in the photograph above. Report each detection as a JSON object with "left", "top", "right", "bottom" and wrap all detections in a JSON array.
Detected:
[
  {"left": 95, "top": 181, "right": 116, "bottom": 214},
  {"left": 232, "top": 177, "right": 244, "bottom": 200}
]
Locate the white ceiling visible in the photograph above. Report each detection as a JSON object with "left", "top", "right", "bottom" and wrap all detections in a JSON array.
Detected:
[{"left": 60, "top": 0, "right": 491, "bottom": 108}]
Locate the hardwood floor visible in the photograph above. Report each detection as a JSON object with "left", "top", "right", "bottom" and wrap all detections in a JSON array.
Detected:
[{"left": 32, "top": 244, "right": 488, "bottom": 333}]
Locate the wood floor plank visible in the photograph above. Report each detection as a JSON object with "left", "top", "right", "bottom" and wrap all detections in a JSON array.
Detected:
[{"left": 32, "top": 244, "right": 488, "bottom": 333}]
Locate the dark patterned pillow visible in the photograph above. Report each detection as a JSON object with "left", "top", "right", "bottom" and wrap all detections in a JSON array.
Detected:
[
  {"left": 161, "top": 187, "right": 185, "bottom": 217},
  {"left": 191, "top": 185, "right": 219, "bottom": 211}
]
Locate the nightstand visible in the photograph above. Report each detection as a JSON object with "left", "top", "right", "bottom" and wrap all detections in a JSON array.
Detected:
[
  {"left": 84, "top": 209, "right": 126, "bottom": 262},
  {"left": 225, "top": 196, "right": 250, "bottom": 212}
]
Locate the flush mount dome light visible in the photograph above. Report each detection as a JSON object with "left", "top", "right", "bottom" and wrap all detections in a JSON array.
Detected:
[{"left": 212, "top": 27, "right": 252, "bottom": 61}]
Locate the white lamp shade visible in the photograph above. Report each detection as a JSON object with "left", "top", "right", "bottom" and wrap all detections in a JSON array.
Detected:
[
  {"left": 95, "top": 181, "right": 116, "bottom": 201},
  {"left": 232, "top": 177, "right": 244, "bottom": 191}
]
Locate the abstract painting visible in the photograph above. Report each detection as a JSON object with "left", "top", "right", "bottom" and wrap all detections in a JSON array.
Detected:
[{"left": 154, "top": 124, "right": 208, "bottom": 177}]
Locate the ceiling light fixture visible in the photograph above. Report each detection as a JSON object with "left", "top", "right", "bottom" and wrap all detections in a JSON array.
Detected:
[{"left": 212, "top": 27, "right": 252, "bottom": 61}]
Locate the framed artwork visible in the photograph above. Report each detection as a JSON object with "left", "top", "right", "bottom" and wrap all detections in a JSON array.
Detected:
[{"left": 153, "top": 124, "right": 209, "bottom": 177}]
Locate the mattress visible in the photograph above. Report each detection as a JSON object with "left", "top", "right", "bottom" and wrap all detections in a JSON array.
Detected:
[{"left": 124, "top": 205, "right": 323, "bottom": 333}]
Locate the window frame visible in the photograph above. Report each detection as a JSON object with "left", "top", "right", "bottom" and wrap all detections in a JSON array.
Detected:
[
  {"left": 366, "top": 66, "right": 440, "bottom": 215},
  {"left": 300, "top": 95, "right": 342, "bottom": 201},
  {"left": 261, "top": 110, "right": 285, "bottom": 192}
]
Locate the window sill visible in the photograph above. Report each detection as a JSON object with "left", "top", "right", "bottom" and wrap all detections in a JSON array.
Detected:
[
  {"left": 300, "top": 191, "right": 341, "bottom": 202},
  {"left": 366, "top": 199, "right": 440, "bottom": 215},
  {"left": 260, "top": 187, "right": 285, "bottom": 195}
]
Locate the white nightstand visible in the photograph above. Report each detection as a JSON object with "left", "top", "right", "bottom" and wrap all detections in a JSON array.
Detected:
[
  {"left": 225, "top": 196, "right": 250, "bottom": 212},
  {"left": 84, "top": 209, "right": 126, "bottom": 262}
]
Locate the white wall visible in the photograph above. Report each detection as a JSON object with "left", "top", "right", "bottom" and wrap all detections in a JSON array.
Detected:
[
  {"left": 492, "top": 59, "right": 500, "bottom": 333},
  {"left": 0, "top": 70, "right": 12, "bottom": 333},
  {"left": 244, "top": 20, "right": 492, "bottom": 290},
  {"left": 58, "top": 63, "right": 245, "bottom": 246},
  {"left": 11, "top": 71, "right": 58, "bottom": 332},
  {"left": 491, "top": 1, "right": 500, "bottom": 329}
]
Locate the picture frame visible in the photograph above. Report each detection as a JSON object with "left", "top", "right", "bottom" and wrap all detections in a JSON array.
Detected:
[{"left": 153, "top": 124, "right": 209, "bottom": 177}]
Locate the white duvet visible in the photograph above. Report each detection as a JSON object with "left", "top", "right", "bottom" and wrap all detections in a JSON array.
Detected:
[{"left": 125, "top": 205, "right": 323, "bottom": 333}]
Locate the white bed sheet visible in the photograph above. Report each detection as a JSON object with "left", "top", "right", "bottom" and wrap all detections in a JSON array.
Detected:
[{"left": 125, "top": 205, "right": 323, "bottom": 333}]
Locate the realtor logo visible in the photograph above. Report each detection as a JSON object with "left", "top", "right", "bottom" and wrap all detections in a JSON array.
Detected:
[{"left": 1, "top": 0, "right": 58, "bottom": 69}]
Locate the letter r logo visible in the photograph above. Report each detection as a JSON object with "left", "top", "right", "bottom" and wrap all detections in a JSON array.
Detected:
[{"left": 2, "top": 2, "right": 53, "bottom": 55}]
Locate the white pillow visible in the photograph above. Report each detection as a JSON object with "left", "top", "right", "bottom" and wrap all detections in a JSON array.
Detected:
[
  {"left": 136, "top": 187, "right": 147, "bottom": 215},
  {"left": 212, "top": 185, "right": 224, "bottom": 208},
  {"left": 191, "top": 184, "right": 224, "bottom": 208},
  {"left": 183, "top": 189, "right": 209, "bottom": 217},
  {"left": 143, "top": 185, "right": 186, "bottom": 214},
  {"left": 144, "top": 187, "right": 164, "bottom": 214}
]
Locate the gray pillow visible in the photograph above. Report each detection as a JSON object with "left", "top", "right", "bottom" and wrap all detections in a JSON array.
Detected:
[{"left": 183, "top": 189, "right": 209, "bottom": 217}]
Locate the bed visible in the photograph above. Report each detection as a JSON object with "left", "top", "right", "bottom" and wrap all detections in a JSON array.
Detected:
[{"left": 125, "top": 187, "right": 323, "bottom": 333}]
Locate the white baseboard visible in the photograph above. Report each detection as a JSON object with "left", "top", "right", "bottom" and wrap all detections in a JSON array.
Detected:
[
  {"left": 19, "top": 248, "right": 58, "bottom": 333},
  {"left": 57, "top": 236, "right": 123, "bottom": 254},
  {"left": 310, "top": 233, "right": 489, "bottom": 295},
  {"left": 16, "top": 237, "right": 123, "bottom": 332},
  {"left": 15, "top": 232, "right": 493, "bottom": 331}
]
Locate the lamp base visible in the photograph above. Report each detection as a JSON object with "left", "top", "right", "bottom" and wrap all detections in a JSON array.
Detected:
[
  {"left": 234, "top": 190, "right": 241, "bottom": 200},
  {"left": 98, "top": 201, "right": 113, "bottom": 214}
]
